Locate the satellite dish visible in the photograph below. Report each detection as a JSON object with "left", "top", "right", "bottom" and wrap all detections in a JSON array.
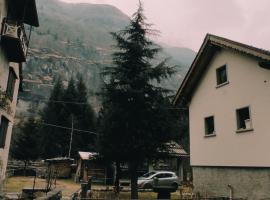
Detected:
[{"left": 259, "top": 61, "right": 270, "bottom": 70}]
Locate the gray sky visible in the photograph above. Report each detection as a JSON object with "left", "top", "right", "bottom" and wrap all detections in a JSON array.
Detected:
[{"left": 60, "top": 0, "right": 270, "bottom": 52}]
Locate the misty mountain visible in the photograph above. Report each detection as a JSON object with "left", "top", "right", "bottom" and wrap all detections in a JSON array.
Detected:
[{"left": 17, "top": 0, "right": 196, "bottom": 117}]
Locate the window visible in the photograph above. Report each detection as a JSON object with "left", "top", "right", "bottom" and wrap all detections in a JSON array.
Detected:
[
  {"left": 0, "top": 116, "right": 9, "bottom": 148},
  {"left": 236, "top": 107, "right": 252, "bottom": 130},
  {"left": 205, "top": 116, "right": 215, "bottom": 135},
  {"left": 6, "top": 67, "right": 17, "bottom": 100},
  {"left": 216, "top": 65, "right": 228, "bottom": 85},
  {"left": 163, "top": 173, "right": 173, "bottom": 178},
  {"left": 155, "top": 173, "right": 164, "bottom": 179}
]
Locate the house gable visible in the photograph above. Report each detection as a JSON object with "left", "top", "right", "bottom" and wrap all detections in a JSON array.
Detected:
[
  {"left": 173, "top": 34, "right": 270, "bottom": 106},
  {"left": 178, "top": 35, "right": 270, "bottom": 167}
]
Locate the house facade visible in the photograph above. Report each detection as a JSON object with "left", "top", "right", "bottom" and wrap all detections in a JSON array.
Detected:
[
  {"left": 0, "top": 0, "right": 38, "bottom": 180},
  {"left": 174, "top": 34, "right": 270, "bottom": 199}
]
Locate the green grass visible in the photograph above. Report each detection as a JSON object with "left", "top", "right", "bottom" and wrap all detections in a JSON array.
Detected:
[{"left": 3, "top": 176, "right": 80, "bottom": 197}]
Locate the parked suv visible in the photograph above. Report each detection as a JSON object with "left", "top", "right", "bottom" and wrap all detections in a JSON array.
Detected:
[{"left": 137, "top": 171, "right": 180, "bottom": 190}]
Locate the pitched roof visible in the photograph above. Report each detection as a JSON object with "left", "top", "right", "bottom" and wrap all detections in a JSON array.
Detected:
[
  {"left": 165, "top": 141, "right": 188, "bottom": 157},
  {"left": 173, "top": 34, "right": 270, "bottom": 105},
  {"left": 78, "top": 151, "right": 98, "bottom": 160},
  {"left": 10, "top": 0, "right": 39, "bottom": 27}
]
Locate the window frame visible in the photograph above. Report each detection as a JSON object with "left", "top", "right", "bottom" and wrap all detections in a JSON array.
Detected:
[
  {"left": 236, "top": 106, "right": 253, "bottom": 133},
  {"left": 204, "top": 115, "right": 216, "bottom": 137},
  {"left": 0, "top": 116, "right": 9, "bottom": 148},
  {"left": 6, "top": 67, "right": 17, "bottom": 101},
  {"left": 216, "top": 64, "right": 229, "bottom": 87}
]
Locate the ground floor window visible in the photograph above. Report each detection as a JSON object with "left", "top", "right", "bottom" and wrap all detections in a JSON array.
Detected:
[{"left": 204, "top": 116, "right": 215, "bottom": 135}]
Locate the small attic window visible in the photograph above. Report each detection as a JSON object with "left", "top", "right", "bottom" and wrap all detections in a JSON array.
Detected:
[{"left": 216, "top": 65, "right": 228, "bottom": 86}]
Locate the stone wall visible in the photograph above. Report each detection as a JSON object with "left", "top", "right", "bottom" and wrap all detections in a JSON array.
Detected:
[{"left": 193, "top": 166, "right": 270, "bottom": 199}]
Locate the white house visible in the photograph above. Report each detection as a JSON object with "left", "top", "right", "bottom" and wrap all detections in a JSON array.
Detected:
[
  {"left": 0, "top": 0, "right": 39, "bottom": 181},
  {"left": 174, "top": 34, "right": 270, "bottom": 199}
]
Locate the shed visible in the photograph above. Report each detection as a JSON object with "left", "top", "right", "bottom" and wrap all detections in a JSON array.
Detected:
[
  {"left": 75, "top": 152, "right": 106, "bottom": 183},
  {"left": 45, "top": 157, "right": 74, "bottom": 179}
]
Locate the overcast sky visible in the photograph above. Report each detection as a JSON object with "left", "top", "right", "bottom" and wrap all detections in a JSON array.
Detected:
[{"left": 60, "top": 0, "right": 270, "bottom": 52}]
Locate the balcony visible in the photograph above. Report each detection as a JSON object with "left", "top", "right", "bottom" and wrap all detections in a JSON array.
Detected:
[{"left": 1, "top": 18, "right": 29, "bottom": 63}]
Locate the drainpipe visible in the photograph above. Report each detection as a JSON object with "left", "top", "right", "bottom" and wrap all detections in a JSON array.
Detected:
[{"left": 227, "top": 184, "right": 233, "bottom": 200}]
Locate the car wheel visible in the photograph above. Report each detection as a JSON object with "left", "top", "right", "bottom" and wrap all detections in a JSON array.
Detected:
[
  {"left": 172, "top": 183, "right": 178, "bottom": 190},
  {"left": 144, "top": 183, "right": 153, "bottom": 189}
]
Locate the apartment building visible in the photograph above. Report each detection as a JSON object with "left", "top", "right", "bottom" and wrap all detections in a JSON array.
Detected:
[{"left": 0, "top": 0, "right": 39, "bottom": 180}]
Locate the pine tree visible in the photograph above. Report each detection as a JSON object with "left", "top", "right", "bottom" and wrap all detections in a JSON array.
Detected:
[
  {"left": 99, "top": 3, "right": 175, "bottom": 198},
  {"left": 74, "top": 76, "right": 96, "bottom": 152},
  {"left": 40, "top": 76, "right": 97, "bottom": 158},
  {"left": 12, "top": 117, "right": 40, "bottom": 174},
  {"left": 40, "top": 77, "right": 66, "bottom": 158},
  {"left": 60, "top": 77, "right": 79, "bottom": 157}
]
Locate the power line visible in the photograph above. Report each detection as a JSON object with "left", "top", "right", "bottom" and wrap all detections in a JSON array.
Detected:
[
  {"left": 40, "top": 122, "right": 98, "bottom": 135},
  {"left": 19, "top": 97, "right": 187, "bottom": 110}
]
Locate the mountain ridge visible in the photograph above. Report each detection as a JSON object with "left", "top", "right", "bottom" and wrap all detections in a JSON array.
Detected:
[{"left": 17, "top": 0, "right": 196, "bottom": 117}]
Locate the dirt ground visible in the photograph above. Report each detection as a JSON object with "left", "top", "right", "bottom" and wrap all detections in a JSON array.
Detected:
[
  {"left": 3, "top": 176, "right": 80, "bottom": 198},
  {"left": 3, "top": 176, "right": 184, "bottom": 199}
]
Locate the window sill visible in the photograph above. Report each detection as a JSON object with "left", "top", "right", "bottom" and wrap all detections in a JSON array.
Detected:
[
  {"left": 216, "top": 81, "right": 229, "bottom": 88},
  {"left": 204, "top": 133, "right": 216, "bottom": 138},
  {"left": 236, "top": 128, "right": 254, "bottom": 133}
]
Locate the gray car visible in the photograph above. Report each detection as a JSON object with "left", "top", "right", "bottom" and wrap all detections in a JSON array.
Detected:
[{"left": 137, "top": 171, "right": 180, "bottom": 190}]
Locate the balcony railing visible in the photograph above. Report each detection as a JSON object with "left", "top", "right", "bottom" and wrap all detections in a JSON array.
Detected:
[{"left": 1, "top": 18, "right": 29, "bottom": 62}]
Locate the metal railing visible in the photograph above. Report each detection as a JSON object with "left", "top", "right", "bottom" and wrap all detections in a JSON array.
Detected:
[{"left": 1, "top": 18, "right": 29, "bottom": 56}]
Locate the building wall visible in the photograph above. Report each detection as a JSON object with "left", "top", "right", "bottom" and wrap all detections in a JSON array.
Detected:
[
  {"left": 0, "top": 0, "right": 20, "bottom": 180},
  {"left": 189, "top": 49, "right": 270, "bottom": 167},
  {"left": 0, "top": 0, "right": 7, "bottom": 22},
  {"left": 193, "top": 166, "right": 270, "bottom": 199}
]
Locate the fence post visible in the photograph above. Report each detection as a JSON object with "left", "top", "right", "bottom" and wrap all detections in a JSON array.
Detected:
[
  {"left": 87, "top": 176, "right": 92, "bottom": 190},
  {"left": 81, "top": 183, "right": 88, "bottom": 199}
]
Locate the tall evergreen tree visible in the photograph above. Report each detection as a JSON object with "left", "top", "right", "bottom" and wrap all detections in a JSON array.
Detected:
[
  {"left": 74, "top": 76, "right": 96, "bottom": 152},
  {"left": 38, "top": 76, "right": 97, "bottom": 158},
  {"left": 60, "top": 77, "right": 79, "bottom": 156},
  {"left": 12, "top": 117, "right": 40, "bottom": 173},
  {"left": 99, "top": 3, "right": 175, "bottom": 198},
  {"left": 40, "top": 77, "right": 66, "bottom": 158}
]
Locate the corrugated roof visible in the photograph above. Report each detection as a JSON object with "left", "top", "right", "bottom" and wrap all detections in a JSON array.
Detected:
[
  {"left": 78, "top": 151, "right": 98, "bottom": 160},
  {"left": 165, "top": 141, "right": 188, "bottom": 157}
]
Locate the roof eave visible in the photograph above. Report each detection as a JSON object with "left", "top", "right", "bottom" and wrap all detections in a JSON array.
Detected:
[
  {"left": 173, "top": 34, "right": 270, "bottom": 106},
  {"left": 10, "top": 0, "right": 39, "bottom": 27}
]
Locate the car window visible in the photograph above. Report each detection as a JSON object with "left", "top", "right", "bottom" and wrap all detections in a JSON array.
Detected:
[
  {"left": 156, "top": 173, "right": 166, "bottom": 178},
  {"left": 141, "top": 172, "right": 156, "bottom": 178},
  {"left": 155, "top": 173, "right": 164, "bottom": 178},
  {"left": 163, "top": 173, "right": 173, "bottom": 178}
]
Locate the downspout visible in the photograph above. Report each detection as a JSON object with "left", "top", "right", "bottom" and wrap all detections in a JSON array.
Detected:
[{"left": 227, "top": 184, "right": 233, "bottom": 200}]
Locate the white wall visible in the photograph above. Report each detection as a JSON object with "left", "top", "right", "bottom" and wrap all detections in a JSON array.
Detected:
[
  {"left": 0, "top": 0, "right": 7, "bottom": 21},
  {"left": 189, "top": 49, "right": 270, "bottom": 167}
]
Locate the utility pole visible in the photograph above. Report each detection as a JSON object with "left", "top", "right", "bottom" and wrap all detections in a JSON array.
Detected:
[{"left": 68, "top": 114, "right": 74, "bottom": 158}]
